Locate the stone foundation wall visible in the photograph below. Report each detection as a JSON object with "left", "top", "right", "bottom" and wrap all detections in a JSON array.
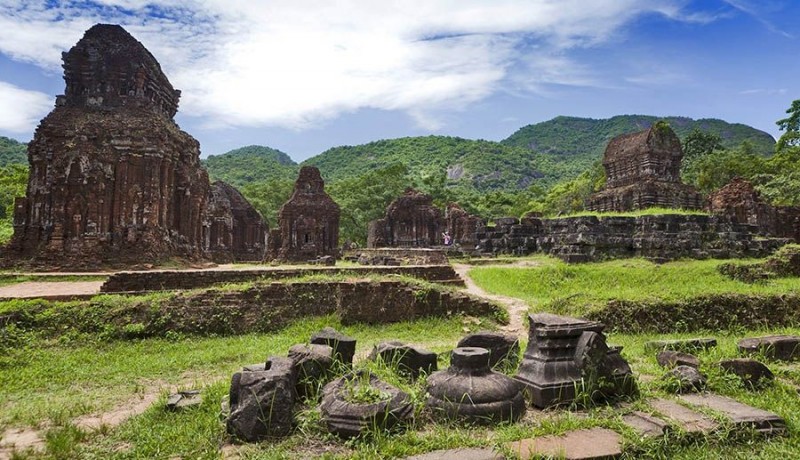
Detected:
[
  {"left": 347, "top": 248, "right": 449, "bottom": 266},
  {"left": 3, "top": 280, "right": 501, "bottom": 339},
  {"left": 476, "top": 214, "right": 785, "bottom": 263},
  {"left": 100, "top": 265, "right": 462, "bottom": 293},
  {"left": 174, "top": 280, "right": 498, "bottom": 328}
]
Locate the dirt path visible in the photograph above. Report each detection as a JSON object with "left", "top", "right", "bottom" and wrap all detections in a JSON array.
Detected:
[
  {"left": 0, "top": 281, "right": 104, "bottom": 299},
  {"left": 453, "top": 263, "right": 531, "bottom": 338},
  {"left": 0, "top": 382, "right": 168, "bottom": 459}
]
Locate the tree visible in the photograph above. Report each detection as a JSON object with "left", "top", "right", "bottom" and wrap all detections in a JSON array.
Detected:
[
  {"left": 682, "top": 128, "right": 723, "bottom": 161},
  {"left": 776, "top": 99, "right": 800, "bottom": 152},
  {"left": 240, "top": 178, "right": 294, "bottom": 227},
  {"left": 327, "top": 163, "right": 411, "bottom": 244},
  {"left": 0, "top": 164, "right": 28, "bottom": 244}
]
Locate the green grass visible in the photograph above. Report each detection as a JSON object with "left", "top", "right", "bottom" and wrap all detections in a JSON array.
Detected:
[
  {"left": 469, "top": 257, "right": 800, "bottom": 316},
  {"left": 7, "top": 325, "right": 800, "bottom": 458},
  {"left": 0, "top": 314, "right": 490, "bottom": 432},
  {"left": 559, "top": 207, "right": 710, "bottom": 219}
]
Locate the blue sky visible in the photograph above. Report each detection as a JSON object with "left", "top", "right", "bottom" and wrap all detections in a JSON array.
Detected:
[{"left": 0, "top": 0, "right": 797, "bottom": 161}]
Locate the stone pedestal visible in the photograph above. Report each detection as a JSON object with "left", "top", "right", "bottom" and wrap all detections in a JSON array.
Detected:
[
  {"left": 515, "top": 313, "right": 635, "bottom": 408},
  {"left": 426, "top": 347, "right": 525, "bottom": 424}
]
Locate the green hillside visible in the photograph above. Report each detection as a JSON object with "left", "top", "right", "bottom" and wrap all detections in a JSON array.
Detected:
[
  {"left": 0, "top": 137, "right": 27, "bottom": 167},
  {"left": 202, "top": 145, "right": 298, "bottom": 187},
  {"left": 504, "top": 115, "right": 774, "bottom": 158},
  {"left": 302, "top": 135, "right": 546, "bottom": 191}
]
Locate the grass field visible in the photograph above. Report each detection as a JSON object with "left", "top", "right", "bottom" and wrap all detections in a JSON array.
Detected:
[
  {"left": 4, "top": 319, "right": 800, "bottom": 458},
  {"left": 559, "top": 207, "right": 710, "bottom": 218},
  {"left": 468, "top": 257, "right": 800, "bottom": 317}
]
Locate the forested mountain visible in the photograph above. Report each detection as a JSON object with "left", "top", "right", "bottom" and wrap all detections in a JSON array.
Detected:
[
  {"left": 0, "top": 137, "right": 27, "bottom": 167},
  {"left": 203, "top": 145, "right": 297, "bottom": 187},
  {"left": 502, "top": 115, "right": 775, "bottom": 178},
  {"left": 302, "top": 136, "right": 547, "bottom": 191}
]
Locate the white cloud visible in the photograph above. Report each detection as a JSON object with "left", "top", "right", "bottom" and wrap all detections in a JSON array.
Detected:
[
  {"left": 739, "top": 88, "right": 788, "bottom": 95},
  {"left": 0, "top": 0, "right": 702, "bottom": 131},
  {"left": 0, "top": 81, "right": 52, "bottom": 133}
]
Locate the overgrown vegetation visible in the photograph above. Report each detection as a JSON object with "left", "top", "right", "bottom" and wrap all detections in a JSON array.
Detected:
[{"left": 718, "top": 244, "right": 800, "bottom": 283}]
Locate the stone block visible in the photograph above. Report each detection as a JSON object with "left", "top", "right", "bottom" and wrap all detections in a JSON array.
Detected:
[
  {"left": 506, "top": 427, "right": 622, "bottom": 459},
  {"left": 649, "top": 398, "right": 718, "bottom": 434},
  {"left": 404, "top": 448, "right": 503, "bottom": 460},
  {"left": 656, "top": 350, "right": 700, "bottom": 369},
  {"left": 738, "top": 335, "right": 800, "bottom": 361},
  {"left": 227, "top": 357, "right": 296, "bottom": 441},
  {"left": 457, "top": 331, "right": 520, "bottom": 368},
  {"left": 680, "top": 393, "right": 786, "bottom": 436},
  {"left": 622, "top": 411, "right": 668, "bottom": 438},
  {"left": 311, "top": 327, "right": 357, "bottom": 365},
  {"left": 368, "top": 341, "right": 437, "bottom": 377},
  {"left": 718, "top": 358, "right": 774, "bottom": 387},
  {"left": 288, "top": 343, "right": 334, "bottom": 399}
]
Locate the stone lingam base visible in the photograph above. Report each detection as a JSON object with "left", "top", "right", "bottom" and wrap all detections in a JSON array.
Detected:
[
  {"left": 514, "top": 313, "right": 636, "bottom": 408},
  {"left": 426, "top": 347, "right": 526, "bottom": 424},
  {"left": 320, "top": 371, "right": 414, "bottom": 438}
]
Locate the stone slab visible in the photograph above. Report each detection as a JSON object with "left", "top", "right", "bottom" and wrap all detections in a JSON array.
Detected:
[
  {"left": 679, "top": 393, "right": 787, "bottom": 436},
  {"left": 622, "top": 411, "right": 668, "bottom": 438},
  {"left": 404, "top": 447, "right": 504, "bottom": 460},
  {"left": 738, "top": 335, "right": 800, "bottom": 361},
  {"left": 649, "top": 398, "right": 718, "bottom": 434},
  {"left": 506, "top": 427, "right": 622, "bottom": 460}
]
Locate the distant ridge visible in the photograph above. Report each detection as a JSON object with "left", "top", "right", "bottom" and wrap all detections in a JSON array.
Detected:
[
  {"left": 203, "top": 145, "right": 298, "bottom": 187},
  {"left": 0, "top": 136, "right": 27, "bottom": 167},
  {"left": 503, "top": 115, "right": 775, "bottom": 157},
  {"left": 202, "top": 115, "right": 776, "bottom": 192}
]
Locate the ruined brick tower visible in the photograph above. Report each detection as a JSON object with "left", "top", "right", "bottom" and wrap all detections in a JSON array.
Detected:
[
  {"left": 367, "top": 188, "right": 444, "bottom": 248},
  {"left": 8, "top": 24, "right": 210, "bottom": 267},
  {"left": 266, "top": 166, "right": 340, "bottom": 262},
  {"left": 205, "top": 181, "right": 269, "bottom": 263},
  {"left": 588, "top": 123, "right": 704, "bottom": 212}
]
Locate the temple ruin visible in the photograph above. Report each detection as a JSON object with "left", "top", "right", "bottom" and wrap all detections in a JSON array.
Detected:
[
  {"left": 266, "top": 166, "right": 340, "bottom": 262},
  {"left": 588, "top": 123, "right": 704, "bottom": 212},
  {"left": 367, "top": 189, "right": 446, "bottom": 248},
  {"left": 708, "top": 177, "right": 800, "bottom": 242},
  {"left": 5, "top": 24, "right": 266, "bottom": 268},
  {"left": 205, "top": 181, "right": 268, "bottom": 263}
]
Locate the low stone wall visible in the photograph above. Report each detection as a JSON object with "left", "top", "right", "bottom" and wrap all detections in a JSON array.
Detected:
[
  {"left": 4, "top": 280, "right": 501, "bottom": 339},
  {"left": 346, "top": 248, "right": 449, "bottom": 266},
  {"left": 101, "top": 265, "right": 462, "bottom": 293},
  {"left": 588, "top": 293, "right": 800, "bottom": 333},
  {"left": 477, "top": 215, "right": 786, "bottom": 263}
]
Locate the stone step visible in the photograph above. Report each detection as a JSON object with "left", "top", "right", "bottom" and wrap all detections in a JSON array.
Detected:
[
  {"left": 404, "top": 447, "right": 503, "bottom": 460},
  {"left": 648, "top": 398, "right": 718, "bottom": 434},
  {"left": 506, "top": 427, "right": 622, "bottom": 460},
  {"left": 621, "top": 411, "right": 669, "bottom": 438},
  {"left": 679, "top": 393, "right": 787, "bottom": 436}
]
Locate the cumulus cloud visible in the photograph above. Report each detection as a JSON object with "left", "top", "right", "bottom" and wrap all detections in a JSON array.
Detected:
[
  {"left": 0, "top": 81, "right": 52, "bottom": 133},
  {"left": 0, "top": 0, "right": 703, "bottom": 131}
]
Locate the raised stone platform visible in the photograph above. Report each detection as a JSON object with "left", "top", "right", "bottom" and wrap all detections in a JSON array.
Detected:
[{"left": 100, "top": 265, "right": 462, "bottom": 293}]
